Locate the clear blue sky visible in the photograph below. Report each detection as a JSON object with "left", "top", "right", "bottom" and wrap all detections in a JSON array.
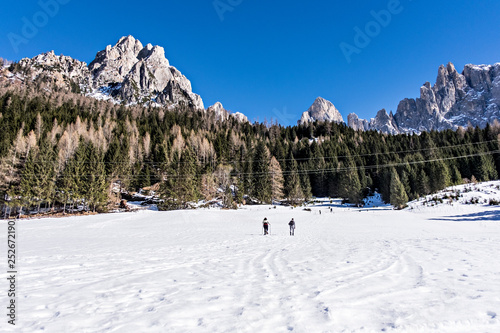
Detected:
[{"left": 1, "top": 0, "right": 500, "bottom": 126}]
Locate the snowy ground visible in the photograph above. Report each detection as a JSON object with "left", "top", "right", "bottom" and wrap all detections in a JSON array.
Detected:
[{"left": 3, "top": 187, "right": 500, "bottom": 332}]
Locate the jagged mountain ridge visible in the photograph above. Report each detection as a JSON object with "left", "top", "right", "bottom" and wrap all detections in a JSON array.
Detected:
[
  {"left": 1, "top": 35, "right": 206, "bottom": 111},
  {"left": 301, "top": 62, "right": 500, "bottom": 134},
  {"left": 3, "top": 41, "right": 498, "bottom": 132},
  {"left": 350, "top": 62, "right": 500, "bottom": 134}
]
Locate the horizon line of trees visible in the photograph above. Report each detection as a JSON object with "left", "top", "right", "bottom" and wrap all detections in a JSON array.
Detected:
[{"left": 1, "top": 87, "right": 500, "bottom": 217}]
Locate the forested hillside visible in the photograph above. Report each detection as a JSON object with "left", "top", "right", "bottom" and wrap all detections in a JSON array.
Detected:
[{"left": 1, "top": 85, "right": 499, "bottom": 217}]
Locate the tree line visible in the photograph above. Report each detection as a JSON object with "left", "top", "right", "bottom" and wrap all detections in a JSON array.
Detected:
[{"left": 1, "top": 87, "right": 499, "bottom": 217}]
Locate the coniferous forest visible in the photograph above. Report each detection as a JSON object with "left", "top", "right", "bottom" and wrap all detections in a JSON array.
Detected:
[{"left": 1, "top": 86, "right": 500, "bottom": 217}]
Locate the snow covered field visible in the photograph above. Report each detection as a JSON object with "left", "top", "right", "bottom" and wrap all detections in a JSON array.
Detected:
[{"left": 3, "top": 186, "right": 500, "bottom": 332}]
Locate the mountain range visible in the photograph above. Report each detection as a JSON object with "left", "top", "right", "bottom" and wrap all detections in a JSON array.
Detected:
[
  {"left": 1, "top": 35, "right": 499, "bottom": 133},
  {"left": 301, "top": 62, "right": 500, "bottom": 134},
  {"left": 0, "top": 35, "right": 247, "bottom": 123}
]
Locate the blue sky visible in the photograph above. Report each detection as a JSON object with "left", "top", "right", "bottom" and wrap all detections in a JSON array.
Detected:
[{"left": 1, "top": 0, "right": 500, "bottom": 126}]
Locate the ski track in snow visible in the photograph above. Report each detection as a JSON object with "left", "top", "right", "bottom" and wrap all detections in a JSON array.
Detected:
[{"left": 2, "top": 204, "right": 500, "bottom": 332}]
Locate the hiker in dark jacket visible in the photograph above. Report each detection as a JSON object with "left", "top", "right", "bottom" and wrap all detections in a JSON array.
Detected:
[
  {"left": 288, "top": 218, "right": 295, "bottom": 236},
  {"left": 263, "top": 218, "right": 270, "bottom": 235}
]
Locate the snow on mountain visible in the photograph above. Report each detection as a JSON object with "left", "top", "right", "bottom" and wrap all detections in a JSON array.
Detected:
[
  {"left": 1, "top": 36, "right": 205, "bottom": 110},
  {"left": 207, "top": 102, "right": 249, "bottom": 123},
  {"left": 89, "top": 35, "right": 204, "bottom": 109},
  {"left": 13, "top": 50, "right": 93, "bottom": 93},
  {"left": 348, "top": 62, "right": 500, "bottom": 134},
  {"left": 349, "top": 109, "right": 399, "bottom": 134},
  {"left": 299, "top": 97, "right": 344, "bottom": 125}
]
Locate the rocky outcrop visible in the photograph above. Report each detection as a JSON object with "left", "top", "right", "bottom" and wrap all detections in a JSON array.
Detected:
[
  {"left": 14, "top": 51, "right": 92, "bottom": 93},
  {"left": 89, "top": 35, "right": 144, "bottom": 88},
  {"left": 348, "top": 113, "right": 369, "bottom": 131},
  {"left": 348, "top": 109, "right": 399, "bottom": 134},
  {"left": 207, "top": 102, "right": 229, "bottom": 121},
  {"left": 370, "top": 109, "right": 399, "bottom": 135},
  {"left": 207, "top": 102, "right": 249, "bottom": 123},
  {"left": 299, "top": 97, "right": 344, "bottom": 125},
  {"left": 89, "top": 36, "right": 204, "bottom": 109},
  {"left": 232, "top": 112, "right": 249, "bottom": 123}
]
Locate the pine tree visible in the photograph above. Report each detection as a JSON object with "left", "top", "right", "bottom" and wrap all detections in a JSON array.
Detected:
[
  {"left": 85, "top": 142, "right": 108, "bottom": 212},
  {"left": 160, "top": 152, "right": 181, "bottom": 210},
  {"left": 338, "top": 156, "right": 362, "bottom": 205},
  {"left": 416, "top": 169, "right": 431, "bottom": 196},
  {"left": 234, "top": 177, "right": 244, "bottom": 205},
  {"left": 223, "top": 185, "right": 234, "bottom": 209},
  {"left": 309, "top": 142, "right": 326, "bottom": 197},
  {"left": 251, "top": 141, "right": 271, "bottom": 203},
  {"left": 19, "top": 149, "right": 36, "bottom": 213},
  {"left": 284, "top": 150, "right": 303, "bottom": 205},
  {"left": 428, "top": 160, "right": 451, "bottom": 193},
  {"left": 299, "top": 164, "right": 312, "bottom": 202},
  {"left": 160, "top": 146, "right": 198, "bottom": 210},
  {"left": 390, "top": 168, "right": 409, "bottom": 210},
  {"left": 179, "top": 146, "right": 199, "bottom": 206},
  {"left": 472, "top": 154, "right": 497, "bottom": 182},
  {"left": 34, "top": 139, "right": 57, "bottom": 211}
]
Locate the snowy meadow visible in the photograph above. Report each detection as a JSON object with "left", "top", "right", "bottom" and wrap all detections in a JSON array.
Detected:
[{"left": 3, "top": 183, "right": 500, "bottom": 332}]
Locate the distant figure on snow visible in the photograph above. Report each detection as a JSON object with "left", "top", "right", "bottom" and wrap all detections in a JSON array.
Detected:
[
  {"left": 263, "top": 218, "right": 270, "bottom": 235},
  {"left": 288, "top": 218, "right": 295, "bottom": 236}
]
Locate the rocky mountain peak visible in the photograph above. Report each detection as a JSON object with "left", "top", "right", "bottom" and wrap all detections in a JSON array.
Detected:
[
  {"left": 87, "top": 36, "right": 203, "bottom": 109},
  {"left": 207, "top": 102, "right": 229, "bottom": 121},
  {"left": 89, "top": 35, "right": 145, "bottom": 86},
  {"left": 207, "top": 102, "right": 249, "bottom": 123},
  {"left": 299, "top": 97, "right": 344, "bottom": 125},
  {"left": 346, "top": 62, "right": 500, "bottom": 134},
  {"left": 2, "top": 35, "right": 206, "bottom": 110}
]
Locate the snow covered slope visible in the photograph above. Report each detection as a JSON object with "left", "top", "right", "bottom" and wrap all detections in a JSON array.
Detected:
[{"left": 4, "top": 199, "right": 500, "bottom": 332}]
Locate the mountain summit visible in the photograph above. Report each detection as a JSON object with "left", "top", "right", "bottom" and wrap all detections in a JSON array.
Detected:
[
  {"left": 299, "top": 97, "right": 344, "bottom": 125},
  {"left": 3, "top": 35, "right": 204, "bottom": 110},
  {"left": 88, "top": 35, "right": 204, "bottom": 109}
]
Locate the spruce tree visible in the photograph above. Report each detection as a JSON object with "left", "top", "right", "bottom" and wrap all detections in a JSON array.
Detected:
[
  {"left": 390, "top": 168, "right": 409, "bottom": 210},
  {"left": 416, "top": 169, "right": 431, "bottom": 196},
  {"left": 251, "top": 141, "right": 271, "bottom": 203},
  {"left": 34, "top": 139, "right": 57, "bottom": 211},
  {"left": 160, "top": 152, "right": 181, "bottom": 210},
  {"left": 19, "top": 149, "right": 36, "bottom": 212},
  {"left": 85, "top": 142, "right": 108, "bottom": 212},
  {"left": 429, "top": 160, "right": 451, "bottom": 193},
  {"left": 299, "top": 164, "right": 312, "bottom": 202},
  {"left": 160, "top": 146, "right": 198, "bottom": 210},
  {"left": 338, "top": 156, "right": 362, "bottom": 205},
  {"left": 284, "top": 150, "right": 303, "bottom": 205}
]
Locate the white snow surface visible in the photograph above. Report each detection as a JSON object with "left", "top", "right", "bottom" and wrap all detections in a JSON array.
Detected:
[{"left": 4, "top": 195, "right": 500, "bottom": 332}]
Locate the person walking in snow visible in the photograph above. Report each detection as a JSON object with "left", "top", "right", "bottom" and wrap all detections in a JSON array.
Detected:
[
  {"left": 288, "top": 218, "right": 295, "bottom": 236},
  {"left": 263, "top": 218, "right": 270, "bottom": 235}
]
